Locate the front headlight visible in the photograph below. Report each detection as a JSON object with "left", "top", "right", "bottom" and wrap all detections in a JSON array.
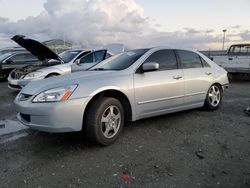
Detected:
[
  {"left": 24, "top": 71, "right": 42, "bottom": 79},
  {"left": 32, "top": 85, "right": 78, "bottom": 103}
]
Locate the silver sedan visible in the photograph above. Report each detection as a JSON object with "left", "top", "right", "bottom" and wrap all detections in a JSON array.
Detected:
[{"left": 14, "top": 47, "right": 229, "bottom": 145}]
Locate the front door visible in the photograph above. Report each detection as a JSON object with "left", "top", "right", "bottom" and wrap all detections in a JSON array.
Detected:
[{"left": 134, "top": 49, "right": 185, "bottom": 118}]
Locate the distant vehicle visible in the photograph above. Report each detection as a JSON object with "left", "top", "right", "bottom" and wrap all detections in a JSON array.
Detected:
[
  {"left": 0, "top": 52, "right": 40, "bottom": 79},
  {"left": 71, "top": 50, "right": 112, "bottom": 72},
  {"left": 15, "top": 47, "right": 229, "bottom": 145},
  {"left": 8, "top": 35, "right": 122, "bottom": 90},
  {"left": 200, "top": 50, "right": 227, "bottom": 59},
  {"left": 211, "top": 44, "right": 250, "bottom": 80},
  {"left": 0, "top": 47, "right": 27, "bottom": 56},
  {"left": 8, "top": 49, "right": 87, "bottom": 90},
  {"left": 71, "top": 44, "right": 125, "bottom": 72}
]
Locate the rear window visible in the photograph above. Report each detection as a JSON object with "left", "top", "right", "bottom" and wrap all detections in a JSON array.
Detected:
[
  {"left": 228, "top": 45, "right": 250, "bottom": 55},
  {"left": 178, "top": 50, "right": 203, "bottom": 69}
]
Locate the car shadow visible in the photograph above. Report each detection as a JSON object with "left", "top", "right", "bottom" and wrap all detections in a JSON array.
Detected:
[{"left": 22, "top": 107, "right": 204, "bottom": 149}]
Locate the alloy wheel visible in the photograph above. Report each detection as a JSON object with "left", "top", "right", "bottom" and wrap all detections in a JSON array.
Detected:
[
  {"left": 208, "top": 85, "right": 221, "bottom": 107},
  {"left": 101, "top": 105, "right": 121, "bottom": 139}
]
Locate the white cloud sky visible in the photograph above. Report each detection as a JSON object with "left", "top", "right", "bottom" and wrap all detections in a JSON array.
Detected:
[{"left": 0, "top": 0, "right": 249, "bottom": 50}]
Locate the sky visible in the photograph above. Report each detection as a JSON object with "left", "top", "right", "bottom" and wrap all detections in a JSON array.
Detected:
[{"left": 0, "top": 0, "right": 249, "bottom": 50}]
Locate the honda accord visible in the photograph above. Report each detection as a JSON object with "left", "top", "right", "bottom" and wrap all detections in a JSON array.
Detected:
[{"left": 14, "top": 47, "right": 229, "bottom": 145}]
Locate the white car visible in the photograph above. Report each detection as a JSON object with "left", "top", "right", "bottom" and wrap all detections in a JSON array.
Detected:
[
  {"left": 7, "top": 35, "right": 115, "bottom": 90},
  {"left": 211, "top": 44, "right": 250, "bottom": 80}
]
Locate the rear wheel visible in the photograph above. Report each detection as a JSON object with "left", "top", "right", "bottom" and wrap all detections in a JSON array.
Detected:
[
  {"left": 85, "top": 97, "right": 124, "bottom": 146},
  {"left": 204, "top": 84, "right": 222, "bottom": 111}
]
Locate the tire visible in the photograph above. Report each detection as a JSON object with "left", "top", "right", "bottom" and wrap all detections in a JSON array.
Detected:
[
  {"left": 84, "top": 97, "right": 124, "bottom": 146},
  {"left": 204, "top": 84, "right": 222, "bottom": 111},
  {"left": 45, "top": 73, "right": 59, "bottom": 78}
]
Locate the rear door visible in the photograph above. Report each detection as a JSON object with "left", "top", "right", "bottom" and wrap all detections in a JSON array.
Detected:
[
  {"left": 176, "top": 50, "right": 212, "bottom": 106},
  {"left": 134, "top": 49, "right": 185, "bottom": 118}
]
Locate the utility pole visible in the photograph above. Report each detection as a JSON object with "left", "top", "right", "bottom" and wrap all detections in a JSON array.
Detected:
[{"left": 222, "top": 29, "right": 227, "bottom": 50}]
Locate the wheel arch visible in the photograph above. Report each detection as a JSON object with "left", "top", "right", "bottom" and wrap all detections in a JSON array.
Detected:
[
  {"left": 45, "top": 72, "right": 61, "bottom": 78},
  {"left": 83, "top": 89, "right": 133, "bottom": 128},
  {"left": 211, "top": 82, "right": 223, "bottom": 92}
]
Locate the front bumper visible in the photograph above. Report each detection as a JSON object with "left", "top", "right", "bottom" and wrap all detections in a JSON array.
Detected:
[
  {"left": 14, "top": 96, "right": 91, "bottom": 133},
  {"left": 7, "top": 76, "right": 44, "bottom": 90}
]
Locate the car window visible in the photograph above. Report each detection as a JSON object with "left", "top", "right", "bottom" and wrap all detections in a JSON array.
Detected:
[
  {"left": 144, "top": 50, "right": 178, "bottom": 71},
  {"left": 105, "top": 52, "right": 112, "bottom": 59},
  {"left": 228, "top": 45, "right": 250, "bottom": 56},
  {"left": 59, "top": 50, "right": 82, "bottom": 63},
  {"left": 80, "top": 53, "right": 94, "bottom": 64},
  {"left": 178, "top": 50, "right": 203, "bottom": 69},
  {"left": 9, "top": 53, "right": 38, "bottom": 64},
  {"left": 75, "top": 51, "right": 91, "bottom": 60},
  {"left": 0, "top": 53, "right": 12, "bottom": 62},
  {"left": 9, "top": 54, "right": 29, "bottom": 61},
  {"left": 200, "top": 56, "right": 210, "bottom": 67},
  {"left": 24, "top": 53, "right": 38, "bottom": 60},
  {"left": 94, "top": 51, "right": 106, "bottom": 62},
  {"left": 90, "top": 49, "right": 149, "bottom": 71}
]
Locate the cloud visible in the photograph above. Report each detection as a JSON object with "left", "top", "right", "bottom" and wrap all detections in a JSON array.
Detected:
[
  {"left": 239, "top": 30, "right": 250, "bottom": 41},
  {"left": 0, "top": 0, "right": 248, "bottom": 50}
]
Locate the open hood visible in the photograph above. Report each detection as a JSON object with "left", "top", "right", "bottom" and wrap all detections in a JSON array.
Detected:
[{"left": 11, "top": 35, "right": 63, "bottom": 62}]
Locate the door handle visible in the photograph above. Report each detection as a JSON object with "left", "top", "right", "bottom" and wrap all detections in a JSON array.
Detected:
[
  {"left": 229, "top": 58, "right": 233, "bottom": 60},
  {"left": 205, "top": 72, "right": 212, "bottom": 75},
  {"left": 173, "top": 75, "right": 182, "bottom": 80}
]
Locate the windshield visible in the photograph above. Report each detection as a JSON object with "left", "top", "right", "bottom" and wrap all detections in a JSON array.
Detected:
[
  {"left": 0, "top": 53, "right": 12, "bottom": 62},
  {"left": 59, "top": 50, "right": 82, "bottom": 63},
  {"left": 90, "top": 49, "right": 149, "bottom": 71}
]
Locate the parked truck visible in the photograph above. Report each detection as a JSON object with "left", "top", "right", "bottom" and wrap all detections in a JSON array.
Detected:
[{"left": 211, "top": 44, "right": 250, "bottom": 80}]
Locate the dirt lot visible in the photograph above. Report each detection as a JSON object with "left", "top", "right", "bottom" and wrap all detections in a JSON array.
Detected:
[{"left": 0, "top": 80, "right": 250, "bottom": 188}]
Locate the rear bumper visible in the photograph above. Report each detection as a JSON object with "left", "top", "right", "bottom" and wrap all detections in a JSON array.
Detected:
[{"left": 15, "top": 96, "right": 91, "bottom": 133}]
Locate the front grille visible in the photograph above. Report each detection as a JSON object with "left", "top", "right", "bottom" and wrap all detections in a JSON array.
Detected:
[
  {"left": 20, "top": 113, "right": 30, "bottom": 122},
  {"left": 18, "top": 93, "right": 32, "bottom": 101},
  {"left": 9, "top": 84, "right": 22, "bottom": 90}
]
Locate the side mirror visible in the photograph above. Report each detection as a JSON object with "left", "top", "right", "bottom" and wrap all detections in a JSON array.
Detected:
[{"left": 142, "top": 62, "right": 159, "bottom": 72}]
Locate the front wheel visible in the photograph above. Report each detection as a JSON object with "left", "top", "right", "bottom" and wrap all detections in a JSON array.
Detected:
[
  {"left": 85, "top": 97, "right": 124, "bottom": 146},
  {"left": 204, "top": 84, "right": 222, "bottom": 111}
]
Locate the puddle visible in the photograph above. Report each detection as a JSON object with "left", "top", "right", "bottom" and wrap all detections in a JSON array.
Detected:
[
  {"left": 0, "top": 132, "right": 29, "bottom": 144},
  {"left": 0, "top": 119, "right": 29, "bottom": 143},
  {"left": 0, "top": 120, "right": 28, "bottom": 136}
]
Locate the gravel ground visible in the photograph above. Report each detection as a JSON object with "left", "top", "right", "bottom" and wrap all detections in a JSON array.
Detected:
[{"left": 0, "top": 80, "right": 250, "bottom": 188}]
